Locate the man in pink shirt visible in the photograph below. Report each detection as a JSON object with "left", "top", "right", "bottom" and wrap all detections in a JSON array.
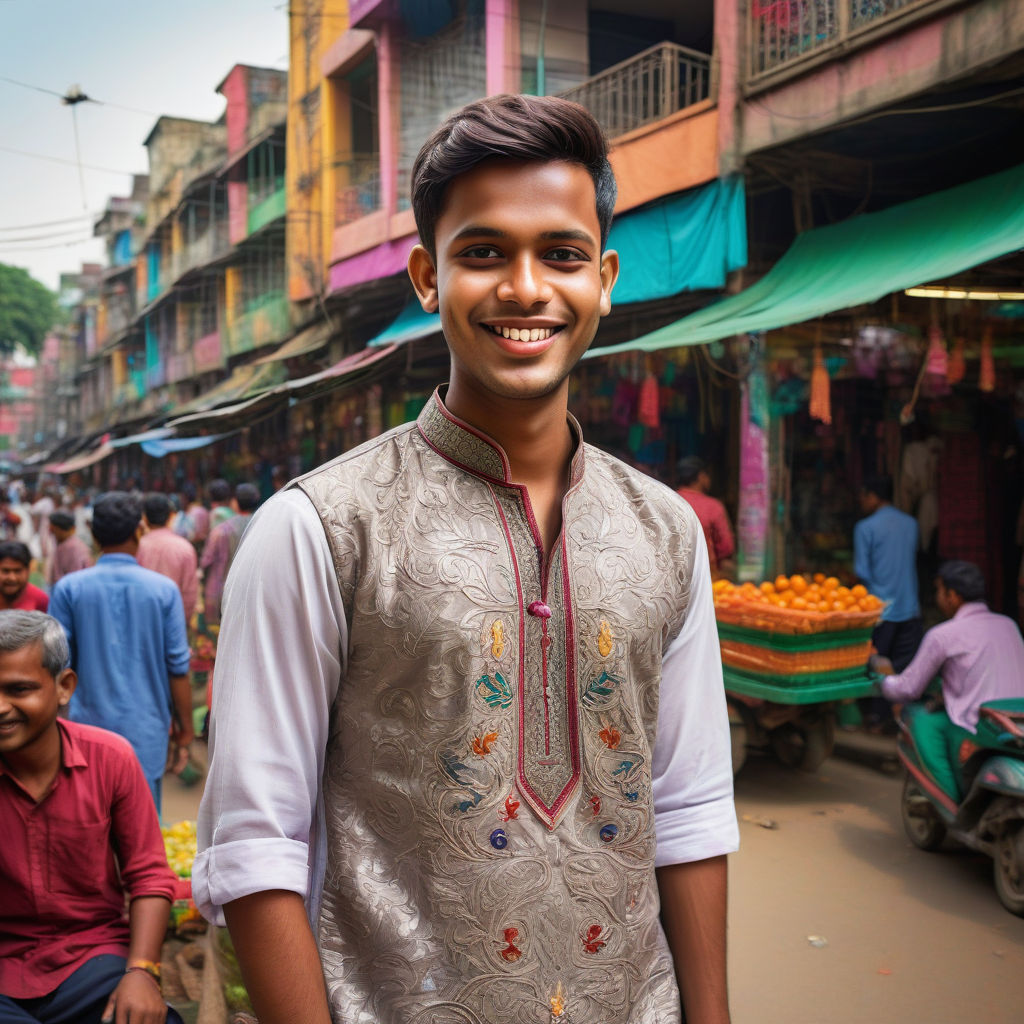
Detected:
[
  {"left": 875, "top": 560, "right": 1024, "bottom": 798},
  {"left": 676, "top": 456, "right": 736, "bottom": 579},
  {"left": 48, "top": 510, "right": 93, "bottom": 585},
  {"left": 138, "top": 494, "right": 199, "bottom": 623}
]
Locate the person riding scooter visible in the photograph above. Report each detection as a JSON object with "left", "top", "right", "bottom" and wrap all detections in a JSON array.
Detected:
[{"left": 871, "top": 560, "right": 1024, "bottom": 799}]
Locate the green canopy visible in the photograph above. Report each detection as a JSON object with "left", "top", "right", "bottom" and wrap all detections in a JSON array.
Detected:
[{"left": 586, "top": 161, "right": 1024, "bottom": 359}]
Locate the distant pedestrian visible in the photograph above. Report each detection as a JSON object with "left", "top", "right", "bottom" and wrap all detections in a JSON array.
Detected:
[
  {"left": 677, "top": 456, "right": 736, "bottom": 579},
  {"left": 138, "top": 492, "right": 199, "bottom": 623},
  {"left": 49, "top": 492, "right": 193, "bottom": 813},
  {"left": 207, "top": 479, "right": 235, "bottom": 532},
  {"left": 48, "top": 509, "right": 93, "bottom": 585},
  {"left": 200, "top": 483, "right": 259, "bottom": 627},
  {"left": 0, "top": 542, "right": 48, "bottom": 612}
]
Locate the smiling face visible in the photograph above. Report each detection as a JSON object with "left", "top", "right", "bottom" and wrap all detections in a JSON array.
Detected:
[
  {"left": 0, "top": 643, "right": 75, "bottom": 760},
  {"left": 0, "top": 558, "right": 29, "bottom": 601},
  {"left": 409, "top": 159, "right": 618, "bottom": 417}
]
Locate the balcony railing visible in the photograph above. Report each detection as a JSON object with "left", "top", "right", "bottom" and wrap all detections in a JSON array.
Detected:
[
  {"left": 334, "top": 154, "right": 381, "bottom": 227},
  {"left": 225, "top": 290, "right": 290, "bottom": 357},
  {"left": 557, "top": 42, "right": 711, "bottom": 140},
  {"left": 170, "top": 221, "right": 231, "bottom": 283},
  {"left": 749, "top": 0, "right": 920, "bottom": 78}
]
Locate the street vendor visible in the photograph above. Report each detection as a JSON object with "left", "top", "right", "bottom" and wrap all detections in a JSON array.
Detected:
[
  {"left": 873, "top": 561, "right": 1024, "bottom": 798},
  {"left": 0, "top": 611, "right": 183, "bottom": 1024},
  {"left": 194, "top": 94, "right": 738, "bottom": 1024}
]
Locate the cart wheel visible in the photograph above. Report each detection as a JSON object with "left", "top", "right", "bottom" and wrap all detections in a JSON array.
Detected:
[
  {"left": 727, "top": 700, "right": 752, "bottom": 776},
  {"left": 770, "top": 713, "right": 835, "bottom": 772},
  {"left": 900, "top": 774, "right": 947, "bottom": 851},
  {"left": 993, "top": 823, "right": 1024, "bottom": 917}
]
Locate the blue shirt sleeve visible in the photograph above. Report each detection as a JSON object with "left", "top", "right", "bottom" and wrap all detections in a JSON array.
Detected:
[
  {"left": 163, "top": 585, "right": 192, "bottom": 676},
  {"left": 48, "top": 580, "right": 76, "bottom": 668}
]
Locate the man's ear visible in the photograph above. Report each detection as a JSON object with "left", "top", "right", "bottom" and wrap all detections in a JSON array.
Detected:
[
  {"left": 408, "top": 244, "right": 439, "bottom": 313},
  {"left": 599, "top": 248, "right": 620, "bottom": 317},
  {"left": 56, "top": 668, "right": 77, "bottom": 707}
]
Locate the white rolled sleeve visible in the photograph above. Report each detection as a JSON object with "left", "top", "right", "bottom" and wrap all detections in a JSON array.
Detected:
[
  {"left": 192, "top": 488, "right": 346, "bottom": 925},
  {"left": 652, "top": 526, "right": 739, "bottom": 866}
]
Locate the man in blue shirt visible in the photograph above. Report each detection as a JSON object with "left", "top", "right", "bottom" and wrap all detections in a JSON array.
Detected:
[
  {"left": 855, "top": 475, "right": 923, "bottom": 728},
  {"left": 50, "top": 492, "right": 193, "bottom": 813}
]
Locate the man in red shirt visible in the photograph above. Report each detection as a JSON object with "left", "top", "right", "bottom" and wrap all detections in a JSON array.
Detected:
[
  {"left": 0, "top": 542, "right": 48, "bottom": 612},
  {"left": 676, "top": 457, "right": 736, "bottom": 579},
  {"left": 0, "top": 610, "right": 182, "bottom": 1024}
]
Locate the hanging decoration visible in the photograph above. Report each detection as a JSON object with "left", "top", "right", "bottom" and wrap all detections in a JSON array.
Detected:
[
  {"left": 809, "top": 344, "right": 832, "bottom": 425},
  {"left": 946, "top": 336, "right": 966, "bottom": 385},
  {"left": 979, "top": 326, "right": 995, "bottom": 392},
  {"left": 637, "top": 371, "right": 660, "bottom": 428},
  {"left": 921, "top": 323, "right": 951, "bottom": 398}
]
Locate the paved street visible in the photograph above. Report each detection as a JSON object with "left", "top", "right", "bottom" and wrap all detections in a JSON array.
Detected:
[{"left": 164, "top": 737, "right": 1024, "bottom": 1024}]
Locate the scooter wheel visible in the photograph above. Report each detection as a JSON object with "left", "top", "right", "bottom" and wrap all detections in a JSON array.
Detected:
[
  {"left": 993, "top": 823, "right": 1024, "bottom": 917},
  {"left": 900, "top": 774, "right": 947, "bottom": 851}
]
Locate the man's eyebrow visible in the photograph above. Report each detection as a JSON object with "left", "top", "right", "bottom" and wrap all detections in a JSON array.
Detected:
[{"left": 450, "top": 226, "right": 596, "bottom": 244}]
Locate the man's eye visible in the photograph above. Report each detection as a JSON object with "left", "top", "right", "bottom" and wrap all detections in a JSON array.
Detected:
[
  {"left": 459, "top": 245, "right": 501, "bottom": 259},
  {"left": 545, "top": 247, "right": 586, "bottom": 262}
]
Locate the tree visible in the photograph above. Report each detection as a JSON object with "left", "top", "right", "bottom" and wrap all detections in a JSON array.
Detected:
[{"left": 0, "top": 263, "right": 59, "bottom": 358}]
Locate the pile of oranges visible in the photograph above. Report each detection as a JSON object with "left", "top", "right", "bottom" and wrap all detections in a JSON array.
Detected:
[{"left": 713, "top": 574, "right": 884, "bottom": 633}]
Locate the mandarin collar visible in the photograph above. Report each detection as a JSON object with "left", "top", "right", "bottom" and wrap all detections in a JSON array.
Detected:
[{"left": 416, "top": 387, "right": 585, "bottom": 488}]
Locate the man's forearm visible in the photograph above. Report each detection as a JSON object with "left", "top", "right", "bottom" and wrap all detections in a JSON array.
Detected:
[
  {"left": 657, "top": 855, "right": 730, "bottom": 1024},
  {"left": 127, "top": 895, "right": 172, "bottom": 963},
  {"left": 224, "top": 890, "right": 332, "bottom": 1024}
]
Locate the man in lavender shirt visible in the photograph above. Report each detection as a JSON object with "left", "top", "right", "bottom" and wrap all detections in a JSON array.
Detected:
[{"left": 875, "top": 560, "right": 1024, "bottom": 798}]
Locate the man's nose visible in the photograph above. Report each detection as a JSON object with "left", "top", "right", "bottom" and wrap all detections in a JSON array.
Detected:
[{"left": 496, "top": 254, "right": 552, "bottom": 308}]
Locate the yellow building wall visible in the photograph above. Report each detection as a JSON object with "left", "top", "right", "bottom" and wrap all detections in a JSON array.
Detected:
[{"left": 286, "top": 0, "right": 350, "bottom": 303}]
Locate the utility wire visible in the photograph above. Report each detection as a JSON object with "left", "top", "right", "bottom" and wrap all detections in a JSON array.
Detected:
[
  {"left": 0, "top": 213, "right": 94, "bottom": 232},
  {"left": 0, "top": 235, "right": 95, "bottom": 252},
  {"left": 0, "top": 224, "right": 98, "bottom": 244},
  {"left": 0, "top": 143, "right": 134, "bottom": 176}
]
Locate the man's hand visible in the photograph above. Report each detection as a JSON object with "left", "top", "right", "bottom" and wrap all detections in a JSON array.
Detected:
[
  {"left": 868, "top": 654, "right": 895, "bottom": 677},
  {"left": 101, "top": 969, "right": 167, "bottom": 1024}
]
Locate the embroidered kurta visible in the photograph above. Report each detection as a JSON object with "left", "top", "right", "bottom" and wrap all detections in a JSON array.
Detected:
[{"left": 195, "top": 391, "right": 737, "bottom": 1024}]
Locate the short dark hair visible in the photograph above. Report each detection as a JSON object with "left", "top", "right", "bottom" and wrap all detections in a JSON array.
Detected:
[
  {"left": 411, "top": 93, "right": 617, "bottom": 259},
  {"left": 235, "top": 483, "right": 260, "bottom": 513},
  {"left": 49, "top": 510, "right": 76, "bottom": 532},
  {"left": 861, "top": 475, "right": 893, "bottom": 503},
  {"left": 208, "top": 479, "right": 231, "bottom": 503},
  {"left": 143, "top": 492, "right": 173, "bottom": 528},
  {"left": 90, "top": 492, "right": 142, "bottom": 547},
  {"left": 0, "top": 541, "right": 31, "bottom": 566},
  {"left": 937, "top": 560, "right": 986, "bottom": 603},
  {"left": 677, "top": 456, "right": 707, "bottom": 487}
]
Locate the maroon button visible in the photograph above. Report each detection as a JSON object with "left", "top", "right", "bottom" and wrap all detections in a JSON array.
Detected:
[{"left": 527, "top": 601, "right": 552, "bottom": 619}]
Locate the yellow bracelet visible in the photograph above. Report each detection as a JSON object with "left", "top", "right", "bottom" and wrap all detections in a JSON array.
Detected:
[{"left": 126, "top": 959, "right": 161, "bottom": 988}]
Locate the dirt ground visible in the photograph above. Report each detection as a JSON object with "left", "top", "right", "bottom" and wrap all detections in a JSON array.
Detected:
[{"left": 163, "top": 737, "right": 1024, "bottom": 1024}]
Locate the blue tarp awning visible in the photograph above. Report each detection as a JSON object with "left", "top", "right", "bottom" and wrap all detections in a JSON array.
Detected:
[{"left": 367, "top": 174, "right": 747, "bottom": 347}]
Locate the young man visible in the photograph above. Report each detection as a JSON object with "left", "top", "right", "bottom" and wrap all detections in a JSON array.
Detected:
[
  {"left": 0, "top": 611, "right": 182, "bottom": 1024},
  {"left": 0, "top": 542, "right": 48, "bottom": 613},
  {"left": 49, "top": 493, "right": 193, "bottom": 814},
  {"left": 195, "top": 95, "right": 737, "bottom": 1024},
  {"left": 48, "top": 510, "right": 93, "bottom": 586},
  {"left": 677, "top": 456, "right": 736, "bottom": 580},
  {"left": 198, "top": 483, "right": 259, "bottom": 627},
  {"left": 138, "top": 493, "right": 199, "bottom": 624},
  {"left": 874, "top": 561, "right": 1024, "bottom": 799}
]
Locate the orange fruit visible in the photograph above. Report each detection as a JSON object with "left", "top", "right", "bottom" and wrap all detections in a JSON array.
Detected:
[
  {"left": 851, "top": 584, "right": 867, "bottom": 599},
  {"left": 790, "top": 575, "right": 808, "bottom": 594},
  {"left": 792, "top": 597, "right": 808, "bottom": 610},
  {"left": 774, "top": 575, "right": 790, "bottom": 592},
  {"left": 813, "top": 573, "right": 826, "bottom": 584},
  {"left": 760, "top": 581, "right": 775, "bottom": 595},
  {"left": 824, "top": 576, "right": 840, "bottom": 591}
]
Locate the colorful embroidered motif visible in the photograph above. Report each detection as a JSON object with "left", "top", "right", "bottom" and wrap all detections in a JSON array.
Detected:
[
  {"left": 599, "top": 823, "right": 619, "bottom": 843},
  {"left": 499, "top": 794, "right": 520, "bottom": 821},
  {"left": 581, "top": 671, "right": 622, "bottom": 710},
  {"left": 589, "top": 795, "right": 601, "bottom": 816},
  {"left": 550, "top": 982, "right": 566, "bottom": 1018},
  {"left": 598, "top": 725, "right": 621, "bottom": 750},
  {"left": 490, "top": 828, "right": 509, "bottom": 850},
  {"left": 582, "top": 925, "right": 606, "bottom": 954},
  {"left": 500, "top": 927, "right": 522, "bottom": 962},
  {"left": 475, "top": 672, "right": 513, "bottom": 710},
  {"left": 598, "top": 621, "right": 613, "bottom": 658},
  {"left": 491, "top": 620, "right": 506, "bottom": 659},
  {"left": 472, "top": 731, "right": 498, "bottom": 756}
]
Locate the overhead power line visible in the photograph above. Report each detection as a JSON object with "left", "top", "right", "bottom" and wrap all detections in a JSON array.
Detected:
[
  {"left": 0, "top": 213, "right": 94, "bottom": 232},
  {"left": 0, "top": 143, "right": 134, "bottom": 177}
]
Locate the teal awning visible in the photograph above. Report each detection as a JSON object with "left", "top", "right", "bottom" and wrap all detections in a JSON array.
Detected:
[
  {"left": 368, "top": 175, "right": 748, "bottom": 347},
  {"left": 587, "top": 161, "right": 1024, "bottom": 358}
]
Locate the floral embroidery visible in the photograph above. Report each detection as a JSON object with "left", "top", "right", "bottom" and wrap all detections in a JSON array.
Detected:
[
  {"left": 550, "top": 982, "right": 566, "bottom": 1017},
  {"left": 598, "top": 725, "right": 621, "bottom": 750},
  {"left": 500, "top": 927, "right": 522, "bottom": 962},
  {"left": 490, "top": 828, "right": 508, "bottom": 850},
  {"left": 472, "top": 731, "right": 498, "bottom": 756},
  {"left": 590, "top": 795, "right": 601, "bottom": 816},
  {"left": 475, "top": 672, "right": 513, "bottom": 710},
  {"left": 599, "top": 823, "right": 619, "bottom": 843},
  {"left": 491, "top": 620, "right": 506, "bottom": 659},
  {"left": 582, "top": 924, "right": 606, "bottom": 954},
  {"left": 581, "top": 670, "right": 622, "bottom": 710},
  {"left": 598, "top": 621, "right": 613, "bottom": 658},
  {"left": 499, "top": 794, "right": 520, "bottom": 821}
]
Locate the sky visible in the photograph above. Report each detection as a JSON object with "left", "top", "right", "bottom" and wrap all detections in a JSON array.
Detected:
[{"left": 0, "top": 0, "right": 288, "bottom": 291}]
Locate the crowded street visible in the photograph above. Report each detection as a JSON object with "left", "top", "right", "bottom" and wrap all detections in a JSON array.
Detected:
[{"left": 3, "top": 2, "right": 1024, "bottom": 1024}]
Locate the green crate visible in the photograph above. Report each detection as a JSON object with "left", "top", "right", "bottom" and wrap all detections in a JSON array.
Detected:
[
  {"left": 716, "top": 622, "right": 874, "bottom": 651},
  {"left": 723, "top": 666, "right": 876, "bottom": 705}
]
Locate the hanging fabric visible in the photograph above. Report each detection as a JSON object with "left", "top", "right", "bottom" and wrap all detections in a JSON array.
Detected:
[
  {"left": 979, "top": 326, "right": 996, "bottom": 392},
  {"left": 809, "top": 344, "right": 832, "bottom": 425},
  {"left": 637, "top": 372, "right": 660, "bottom": 428},
  {"left": 946, "top": 336, "right": 966, "bottom": 385},
  {"left": 922, "top": 323, "right": 951, "bottom": 398}
]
